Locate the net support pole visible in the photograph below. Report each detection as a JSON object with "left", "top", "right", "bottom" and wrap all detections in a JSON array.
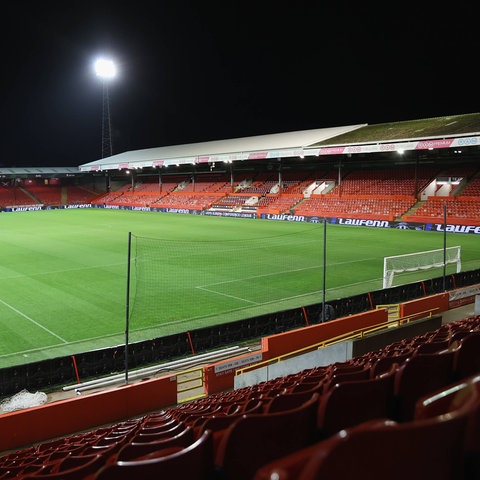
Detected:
[
  {"left": 125, "top": 231, "right": 132, "bottom": 384},
  {"left": 443, "top": 202, "right": 447, "bottom": 291},
  {"left": 322, "top": 217, "right": 327, "bottom": 322}
]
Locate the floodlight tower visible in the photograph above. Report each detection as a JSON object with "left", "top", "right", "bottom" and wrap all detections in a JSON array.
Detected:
[{"left": 94, "top": 58, "right": 117, "bottom": 158}]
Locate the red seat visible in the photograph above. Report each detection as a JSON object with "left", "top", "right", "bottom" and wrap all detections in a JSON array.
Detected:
[
  {"left": 130, "top": 422, "right": 187, "bottom": 443},
  {"left": 115, "top": 425, "right": 196, "bottom": 461},
  {"left": 322, "top": 365, "right": 371, "bottom": 391},
  {"left": 192, "top": 400, "right": 264, "bottom": 450},
  {"left": 415, "top": 373, "right": 480, "bottom": 478},
  {"left": 316, "top": 366, "right": 396, "bottom": 438},
  {"left": 255, "top": 411, "right": 469, "bottom": 480},
  {"left": 136, "top": 417, "right": 179, "bottom": 433},
  {"left": 21, "top": 454, "right": 105, "bottom": 479},
  {"left": 215, "top": 393, "right": 319, "bottom": 480},
  {"left": 394, "top": 349, "right": 456, "bottom": 421},
  {"left": 415, "top": 339, "right": 451, "bottom": 354},
  {"left": 370, "top": 349, "right": 412, "bottom": 377},
  {"left": 302, "top": 412, "right": 468, "bottom": 480},
  {"left": 454, "top": 331, "right": 480, "bottom": 380},
  {"left": 265, "top": 390, "right": 318, "bottom": 414},
  {"left": 93, "top": 429, "right": 214, "bottom": 480}
]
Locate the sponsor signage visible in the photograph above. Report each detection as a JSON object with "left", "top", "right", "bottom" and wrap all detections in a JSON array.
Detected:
[
  {"left": 1, "top": 205, "right": 479, "bottom": 234},
  {"left": 449, "top": 284, "right": 480, "bottom": 308},
  {"left": 214, "top": 352, "right": 263, "bottom": 374},
  {"left": 425, "top": 223, "right": 480, "bottom": 234}
]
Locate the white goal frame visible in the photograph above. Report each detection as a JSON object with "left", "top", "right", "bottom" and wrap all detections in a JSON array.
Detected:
[{"left": 383, "top": 246, "right": 461, "bottom": 289}]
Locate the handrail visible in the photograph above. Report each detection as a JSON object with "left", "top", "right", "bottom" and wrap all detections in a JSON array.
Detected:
[{"left": 235, "top": 307, "right": 440, "bottom": 376}]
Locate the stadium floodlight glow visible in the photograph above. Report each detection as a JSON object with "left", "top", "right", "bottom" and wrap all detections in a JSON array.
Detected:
[
  {"left": 94, "top": 58, "right": 117, "bottom": 79},
  {"left": 94, "top": 57, "right": 117, "bottom": 159}
]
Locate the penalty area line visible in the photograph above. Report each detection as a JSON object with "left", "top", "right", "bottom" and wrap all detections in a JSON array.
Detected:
[
  {"left": 0, "top": 298, "right": 68, "bottom": 344},
  {"left": 195, "top": 286, "right": 259, "bottom": 305}
]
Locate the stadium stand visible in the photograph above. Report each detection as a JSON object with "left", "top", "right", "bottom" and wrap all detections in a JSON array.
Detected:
[
  {"left": 459, "top": 175, "right": 480, "bottom": 197},
  {"left": 0, "top": 185, "right": 34, "bottom": 207},
  {"left": 1, "top": 152, "right": 480, "bottom": 478},
  {"left": 0, "top": 165, "right": 480, "bottom": 225},
  {"left": 87, "top": 164, "right": 480, "bottom": 222},
  {"left": 0, "top": 181, "right": 99, "bottom": 208},
  {"left": 403, "top": 196, "right": 480, "bottom": 224},
  {"left": 1, "top": 313, "right": 480, "bottom": 479}
]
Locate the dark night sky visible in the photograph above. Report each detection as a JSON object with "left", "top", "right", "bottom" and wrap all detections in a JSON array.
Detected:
[{"left": 0, "top": 1, "right": 478, "bottom": 168}]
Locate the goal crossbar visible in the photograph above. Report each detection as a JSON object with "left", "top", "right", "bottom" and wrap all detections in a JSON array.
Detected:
[{"left": 383, "top": 246, "right": 461, "bottom": 289}]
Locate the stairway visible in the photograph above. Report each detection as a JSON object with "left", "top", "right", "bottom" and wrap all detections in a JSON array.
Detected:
[{"left": 397, "top": 200, "right": 425, "bottom": 220}]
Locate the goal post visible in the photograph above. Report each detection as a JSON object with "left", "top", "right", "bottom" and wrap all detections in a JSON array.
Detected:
[{"left": 383, "top": 246, "right": 461, "bottom": 289}]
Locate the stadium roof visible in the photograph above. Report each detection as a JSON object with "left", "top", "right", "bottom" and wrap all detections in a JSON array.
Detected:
[
  {"left": 2, "top": 113, "right": 479, "bottom": 177},
  {"left": 78, "top": 123, "right": 366, "bottom": 172},
  {"left": 78, "top": 112, "right": 480, "bottom": 173},
  {"left": 0, "top": 166, "right": 82, "bottom": 177}
]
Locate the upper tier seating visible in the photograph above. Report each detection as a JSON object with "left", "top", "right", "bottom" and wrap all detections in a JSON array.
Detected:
[
  {"left": 294, "top": 195, "right": 415, "bottom": 221},
  {"left": 330, "top": 166, "right": 438, "bottom": 196}
]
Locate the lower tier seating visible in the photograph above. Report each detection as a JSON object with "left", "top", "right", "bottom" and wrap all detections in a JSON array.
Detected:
[{"left": 1, "top": 315, "right": 480, "bottom": 479}]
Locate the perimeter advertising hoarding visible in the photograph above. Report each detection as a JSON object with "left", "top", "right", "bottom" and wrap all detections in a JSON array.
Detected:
[{"left": 1, "top": 204, "right": 479, "bottom": 234}]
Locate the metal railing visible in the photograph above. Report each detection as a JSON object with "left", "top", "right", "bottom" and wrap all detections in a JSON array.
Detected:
[{"left": 235, "top": 308, "right": 439, "bottom": 377}]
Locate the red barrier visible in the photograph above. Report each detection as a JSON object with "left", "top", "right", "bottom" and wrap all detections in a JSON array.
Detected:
[
  {"left": 203, "top": 309, "right": 388, "bottom": 395},
  {"left": 261, "top": 309, "right": 388, "bottom": 359},
  {"left": 0, "top": 374, "right": 178, "bottom": 453},
  {"left": 399, "top": 292, "right": 449, "bottom": 319}
]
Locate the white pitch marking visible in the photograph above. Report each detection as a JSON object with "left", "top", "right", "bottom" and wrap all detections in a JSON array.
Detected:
[{"left": 0, "top": 298, "right": 68, "bottom": 343}]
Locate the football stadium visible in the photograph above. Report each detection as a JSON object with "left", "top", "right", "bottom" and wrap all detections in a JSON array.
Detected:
[{"left": 1, "top": 113, "right": 480, "bottom": 478}]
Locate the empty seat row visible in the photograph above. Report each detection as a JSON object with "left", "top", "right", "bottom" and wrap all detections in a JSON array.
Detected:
[{"left": 2, "top": 316, "right": 480, "bottom": 479}]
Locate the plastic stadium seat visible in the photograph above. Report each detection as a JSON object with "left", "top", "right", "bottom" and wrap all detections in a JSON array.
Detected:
[
  {"left": 130, "top": 421, "right": 187, "bottom": 442},
  {"left": 21, "top": 454, "right": 105, "bottom": 479},
  {"left": 137, "top": 417, "right": 178, "bottom": 432},
  {"left": 288, "top": 380, "right": 325, "bottom": 395},
  {"left": 0, "top": 464, "right": 47, "bottom": 479},
  {"left": 454, "top": 331, "right": 480, "bottom": 380},
  {"left": 321, "top": 365, "right": 371, "bottom": 391},
  {"left": 115, "top": 425, "right": 196, "bottom": 461},
  {"left": 414, "top": 374, "right": 480, "bottom": 478},
  {"left": 142, "top": 410, "right": 174, "bottom": 423},
  {"left": 316, "top": 366, "right": 396, "bottom": 438},
  {"left": 265, "top": 390, "right": 318, "bottom": 414},
  {"left": 78, "top": 441, "right": 124, "bottom": 459},
  {"left": 93, "top": 429, "right": 214, "bottom": 480},
  {"left": 215, "top": 393, "right": 319, "bottom": 480},
  {"left": 415, "top": 339, "right": 451, "bottom": 354},
  {"left": 192, "top": 399, "right": 264, "bottom": 450},
  {"left": 369, "top": 349, "right": 413, "bottom": 377},
  {"left": 255, "top": 411, "right": 468, "bottom": 480},
  {"left": 393, "top": 349, "right": 456, "bottom": 422}
]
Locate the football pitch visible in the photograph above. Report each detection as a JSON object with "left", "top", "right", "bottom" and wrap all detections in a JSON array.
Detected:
[{"left": 0, "top": 208, "right": 478, "bottom": 368}]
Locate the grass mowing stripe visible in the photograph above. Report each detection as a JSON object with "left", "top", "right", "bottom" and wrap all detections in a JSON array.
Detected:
[
  {"left": 0, "top": 208, "right": 478, "bottom": 368},
  {"left": 0, "top": 298, "right": 68, "bottom": 343}
]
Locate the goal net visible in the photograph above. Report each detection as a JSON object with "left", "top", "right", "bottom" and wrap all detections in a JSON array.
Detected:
[
  {"left": 383, "top": 246, "right": 461, "bottom": 289},
  {"left": 127, "top": 226, "right": 324, "bottom": 342}
]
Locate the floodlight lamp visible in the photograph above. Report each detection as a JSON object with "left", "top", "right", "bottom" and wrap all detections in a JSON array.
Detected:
[{"left": 94, "top": 58, "right": 117, "bottom": 79}]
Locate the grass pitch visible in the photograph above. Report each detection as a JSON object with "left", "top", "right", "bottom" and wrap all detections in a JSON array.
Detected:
[{"left": 0, "top": 208, "right": 478, "bottom": 368}]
